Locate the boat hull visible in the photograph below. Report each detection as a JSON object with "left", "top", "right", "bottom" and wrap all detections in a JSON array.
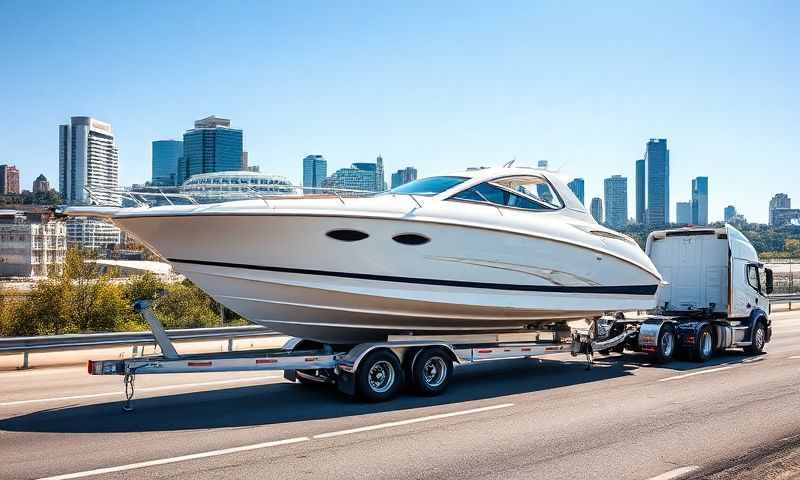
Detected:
[{"left": 115, "top": 212, "right": 659, "bottom": 343}]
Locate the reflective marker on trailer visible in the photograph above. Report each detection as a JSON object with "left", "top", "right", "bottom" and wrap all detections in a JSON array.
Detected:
[
  {"left": 188, "top": 361, "right": 212, "bottom": 367},
  {"left": 256, "top": 358, "right": 278, "bottom": 364}
]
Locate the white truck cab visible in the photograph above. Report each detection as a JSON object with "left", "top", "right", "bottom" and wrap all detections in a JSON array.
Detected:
[{"left": 646, "top": 224, "right": 773, "bottom": 319}]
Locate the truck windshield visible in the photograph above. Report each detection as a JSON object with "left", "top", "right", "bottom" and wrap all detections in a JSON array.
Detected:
[{"left": 388, "top": 176, "right": 468, "bottom": 196}]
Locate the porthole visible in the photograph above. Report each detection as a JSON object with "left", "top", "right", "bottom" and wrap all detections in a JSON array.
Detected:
[
  {"left": 326, "top": 229, "right": 369, "bottom": 242},
  {"left": 392, "top": 234, "right": 430, "bottom": 245}
]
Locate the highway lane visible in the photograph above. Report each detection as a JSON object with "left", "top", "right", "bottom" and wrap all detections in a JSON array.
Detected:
[{"left": 0, "top": 308, "right": 798, "bottom": 480}]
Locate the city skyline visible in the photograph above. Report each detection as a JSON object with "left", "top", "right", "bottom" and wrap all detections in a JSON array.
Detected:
[{"left": 1, "top": 2, "right": 798, "bottom": 223}]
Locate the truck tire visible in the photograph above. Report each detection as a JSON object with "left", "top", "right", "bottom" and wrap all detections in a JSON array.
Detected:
[
  {"left": 410, "top": 347, "right": 453, "bottom": 396},
  {"left": 355, "top": 349, "right": 403, "bottom": 402},
  {"left": 653, "top": 324, "right": 676, "bottom": 364},
  {"left": 744, "top": 321, "right": 767, "bottom": 355},
  {"left": 692, "top": 326, "right": 714, "bottom": 362}
]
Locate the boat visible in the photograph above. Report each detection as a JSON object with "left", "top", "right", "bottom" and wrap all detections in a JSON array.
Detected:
[{"left": 63, "top": 166, "right": 663, "bottom": 344}]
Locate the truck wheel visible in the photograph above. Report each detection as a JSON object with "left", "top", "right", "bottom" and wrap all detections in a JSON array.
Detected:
[
  {"left": 410, "top": 347, "right": 453, "bottom": 396},
  {"left": 744, "top": 321, "right": 767, "bottom": 355},
  {"left": 653, "top": 325, "right": 675, "bottom": 364},
  {"left": 356, "top": 349, "right": 403, "bottom": 402},
  {"left": 692, "top": 326, "right": 714, "bottom": 362}
]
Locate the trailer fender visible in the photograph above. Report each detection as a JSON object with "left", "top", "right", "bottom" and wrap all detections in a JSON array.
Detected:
[{"left": 638, "top": 318, "right": 676, "bottom": 351}]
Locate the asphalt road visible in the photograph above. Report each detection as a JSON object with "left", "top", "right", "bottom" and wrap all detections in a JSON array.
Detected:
[{"left": 1, "top": 308, "right": 799, "bottom": 480}]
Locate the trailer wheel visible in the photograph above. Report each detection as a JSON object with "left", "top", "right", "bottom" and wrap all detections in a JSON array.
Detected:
[
  {"left": 653, "top": 324, "right": 676, "bottom": 364},
  {"left": 410, "top": 347, "right": 453, "bottom": 396},
  {"left": 355, "top": 349, "right": 403, "bottom": 402},
  {"left": 744, "top": 321, "right": 767, "bottom": 355},
  {"left": 692, "top": 326, "right": 714, "bottom": 362}
]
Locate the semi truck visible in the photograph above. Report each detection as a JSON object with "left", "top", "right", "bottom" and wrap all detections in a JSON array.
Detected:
[{"left": 88, "top": 224, "right": 772, "bottom": 406}]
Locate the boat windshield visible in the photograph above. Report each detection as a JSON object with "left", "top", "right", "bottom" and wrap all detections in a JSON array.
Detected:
[{"left": 388, "top": 176, "right": 469, "bottom": 196}]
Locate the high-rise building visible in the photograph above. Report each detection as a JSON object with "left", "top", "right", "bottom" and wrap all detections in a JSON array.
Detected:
[
  {"left": 769, "top": 193, "right": 791, "bottom": 226},
  {"left": 33, "top": 174, "right": 50, "bottom": 194},
  {"left": 59, "top": 116, "right": 119, "bottom": 206},
  {"left": 724, "top": 205, "right": 737, "bottom": 222},
  {"left": 241, "top": 151, "right": 249, "bottom": 170},
  {"left": 676, "top": 201, "right": 692, "bottom": 225},
  {"left": 0, "top": 164, "right": 20, "bottom": 195},
  {"left": 567, "top": 178, "right": 585, "bottom": 205},
  {"left": 691, "top": 176, "right": 709, "bottom": 225},
  {"left": 151, "top": 140, "right": 183, "bottom": 186},
  {"left": 302, "top": 155, "right": 327, "bottom": 191},
  {"left": 323, "top": 156, "right": 387, "bottom": 193},
  {"left": 65, "top": 217, "right": 121, "bottom": 251},
  {"left": 391, "top": 167, "right": 418, "bottom": 189},
  {"left": 635, "top": 159, "right": 646, "bottom": 224},
  {"left": 178, "top": 116, "right": 243, "bottom": 184},
  {"left": 0, "top": 210, "right": 66, "bottom": 277},
  {"left": 590, "top": 197, "right": 603, "bottom": 223},
  {"left": 603, "top": 175, "right": 628, "bottom": 228},
  {"left": 645, "top": 139, "right": 669, "bottom": 227},
  {"left": 771, "top": 208, "right": 800, "bottom": 227}
]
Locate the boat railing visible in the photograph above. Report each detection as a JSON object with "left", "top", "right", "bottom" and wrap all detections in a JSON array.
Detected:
[{"left": 83, "top": 185, "right": 380, "bottom": 207}]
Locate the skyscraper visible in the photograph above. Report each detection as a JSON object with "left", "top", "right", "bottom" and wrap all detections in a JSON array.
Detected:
[
  {"left": 391, "top": 167, "right": 418, "bottom": 188},
  {"left": 645, "top": 139, "right": 669, "bottom": 227},
  {"left": 590, "top": 197, "right": 603, "bottom": 223},
  {"left": 0, "top": 164, "right": 20, "bottom": 195},
  {"left": 724, "top": 205, "right": 737, "bottom": 222},
  {"left": 323, "top": 156, "right": 386, "bottom": 193},
  {"left": 691, "top": 176, "right": 709, "bottom": 225},
  {"left": 769, "top": 194, "right": 791, "bottom": 226},
  {"left": 635, "top": 159, "right": 645, "bottom": 224},
  {"left": 603, "top": 175, "right": 628, "bottom": 228},
  {"left": 302, "top": 155, "right": 327, "bottom": 191},
  {"left": 178, "top": 116, "right": 243, "bottom": 184},
  {"left": 567, "top": 178, "right": 585, "bottom": 205},
  {"left": 676, "top": 201, "right": 692, "bottom": 225},
  {"left": 151, "top": 140, "right": 183, "bottom": 186},
  {"left": 33, "top": 174, "right": 50, "bottom": 194},
  {"left": 59, "top": 116, "right": 119, "bottom": 205}
]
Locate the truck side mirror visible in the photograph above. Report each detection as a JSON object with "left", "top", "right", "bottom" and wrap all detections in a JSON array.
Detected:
[{"left": 765, "top": 268, "right": 774, "bottom": 295}]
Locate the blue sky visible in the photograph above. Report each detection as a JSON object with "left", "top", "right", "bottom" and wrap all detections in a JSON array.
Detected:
[{"left": 0, "top": 1, "right": 797, "bottom": 223}]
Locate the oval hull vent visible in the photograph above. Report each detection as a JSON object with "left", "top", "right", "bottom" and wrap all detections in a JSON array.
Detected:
[
  {"left": 393, "top": 234, "right": 430, "bottom": 245},
  {"left": 326, "top": 229, "right": 369, "bottom": 242}
]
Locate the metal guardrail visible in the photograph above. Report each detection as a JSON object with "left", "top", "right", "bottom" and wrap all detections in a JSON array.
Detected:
[
  {"left": 0, "top": 325, "right": 280, "bottom": 355},
  {"left": 770, "top": 293, "right": 800, "bottom": 308}
]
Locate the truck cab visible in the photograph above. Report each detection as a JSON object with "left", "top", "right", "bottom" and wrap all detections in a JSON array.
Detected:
[
  {"left": 637, "top": 224, "right": 773, "bottom": 361},
  {"left": 646, "top": 225, "right": 773, "bottom": 319}
]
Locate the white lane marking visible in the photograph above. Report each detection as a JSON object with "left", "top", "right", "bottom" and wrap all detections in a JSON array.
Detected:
[
  {"left": 0, "top": 375, "right": 284, "bottom": 407},
  {"left": 657, "top": 366, "right": 736, "bottom": 382},
  {"left": 789, "top": 356, "right": 800, "bottom": 359},
  {"left": 645, "top": 465, "right": 700, "bottom": 480},
  {"left": 35, "top": 436, "right": 309, "bottom": 480},
  {"left": 313, "top": 403, "right": 514, "bottom": 439}
]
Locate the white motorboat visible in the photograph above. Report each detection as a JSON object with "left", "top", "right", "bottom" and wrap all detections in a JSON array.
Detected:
[{"left": 65, "top": 167, "right": 663, "bottom": 343}]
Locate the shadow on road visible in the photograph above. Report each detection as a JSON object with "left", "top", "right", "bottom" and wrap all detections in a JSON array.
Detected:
[{"left": 0, "top": 350, "right": 762, "bottom": 434}]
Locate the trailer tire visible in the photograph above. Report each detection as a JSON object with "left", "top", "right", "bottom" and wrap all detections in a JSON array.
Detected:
[
  {"left": 653, "top": 324, "right": 676, "bottom": 364},
  {"left": 692, "top": 326, "right": 714, "bottom": 362},
  {"left": 410, "top": 347, "right": 453, "bottom": 396},
  {"left": 355, "top": 349, "right": 403, "bottom": 402},
  {"left": 744, "top": 321, "right": 767, "bottom": 355}
]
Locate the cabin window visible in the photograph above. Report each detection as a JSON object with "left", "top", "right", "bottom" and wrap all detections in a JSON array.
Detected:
[
  {"left": 326, "top": 229, "right": 369, "bottom": 242},
  {"left": 450, "top": 175, "right": 563, "bottom": 211},
  {"left": 388, "top": 176, "right": 469, "bottom": 196},
  {"left": 746, "top": 264, "right": 761, "bottom": 293},
  {"left": 392, "top": 234, "right": 430, "bottom": 245}
]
